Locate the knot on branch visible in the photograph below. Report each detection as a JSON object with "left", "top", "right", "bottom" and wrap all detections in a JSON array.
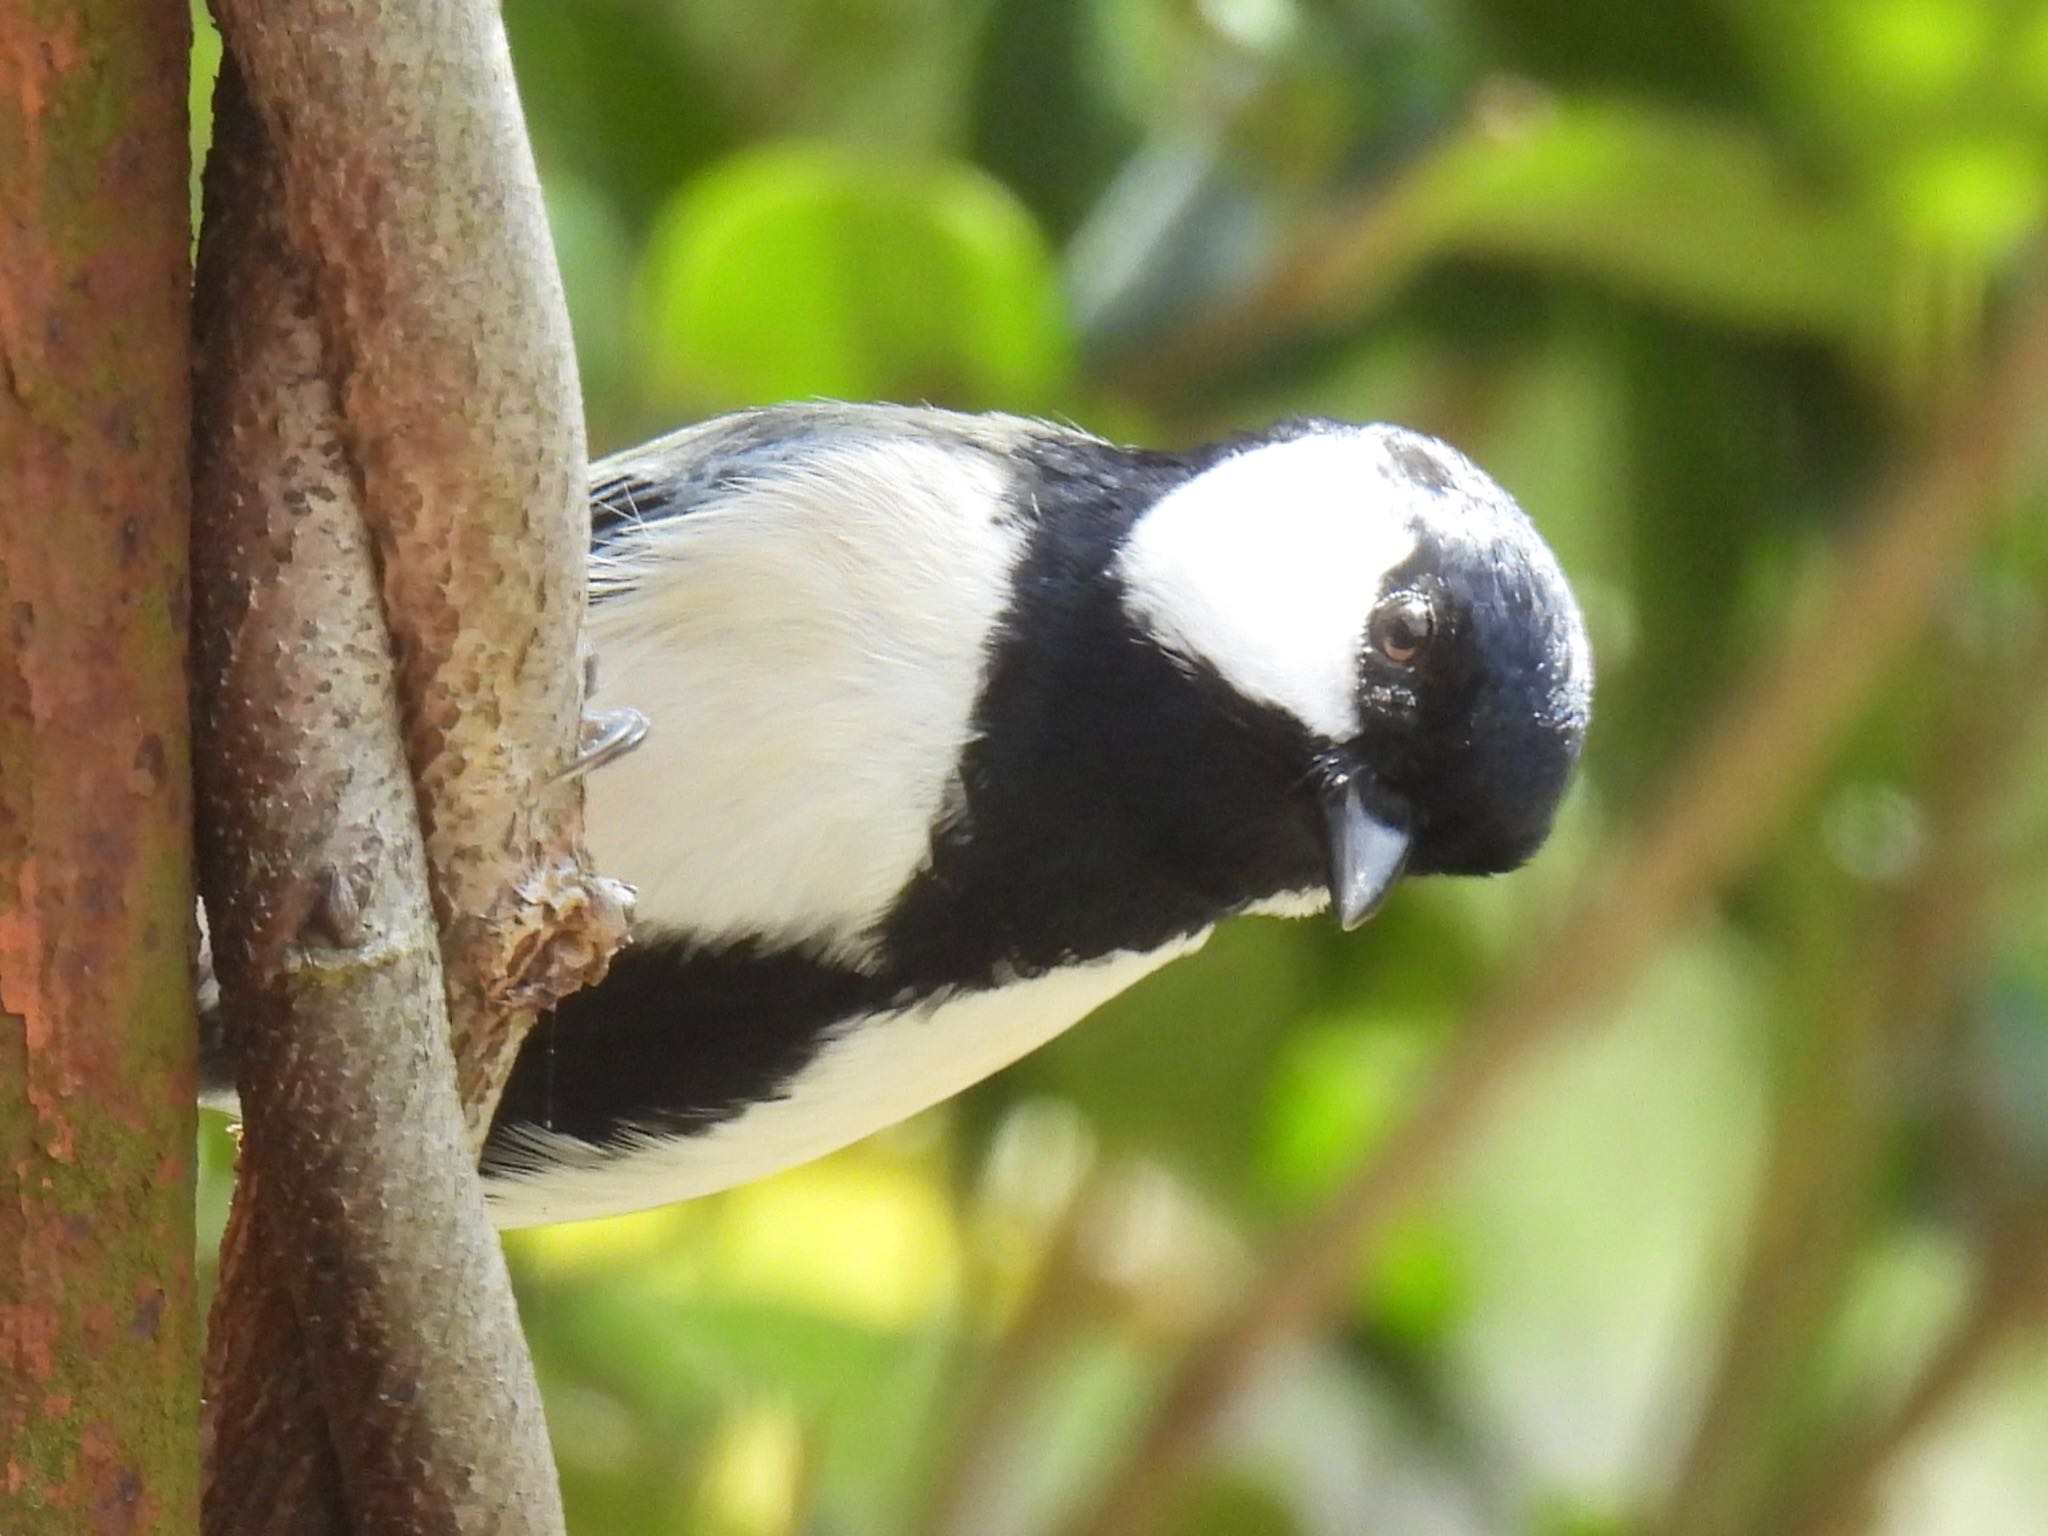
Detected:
[{"left": 488, "top": 867, "right": 636, "bottom": 1014}]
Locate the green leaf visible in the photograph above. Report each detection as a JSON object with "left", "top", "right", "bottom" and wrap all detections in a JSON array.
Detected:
[
  {"left": 1361, "top": 1212, "right": 1468, "bottom": 1350},
  {"left": 637, "top": 143, "right": 1072, "bottom": 412},
  {"left": 1259, "top": 1022, "right": 1437, "bottom": 1210}
]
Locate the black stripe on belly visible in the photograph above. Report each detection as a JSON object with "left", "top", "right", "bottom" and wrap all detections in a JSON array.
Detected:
[{"left": 484, "top": 934, "right": 894, "bottom": 1168}]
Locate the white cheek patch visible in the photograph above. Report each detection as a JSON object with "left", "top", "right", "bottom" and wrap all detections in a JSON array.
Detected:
[{"left": 1116, "top": 433, "right": 1419, "bottom": 741}]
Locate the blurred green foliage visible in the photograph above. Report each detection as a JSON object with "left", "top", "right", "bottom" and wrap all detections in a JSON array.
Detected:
[{"left": 194, "top": 1, "right": 2048, "bottom": 1532}]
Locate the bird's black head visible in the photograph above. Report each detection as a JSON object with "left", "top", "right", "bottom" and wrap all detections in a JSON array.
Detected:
[{"left": 1116, "top": 419, "right": 1591, "bottom": 928}]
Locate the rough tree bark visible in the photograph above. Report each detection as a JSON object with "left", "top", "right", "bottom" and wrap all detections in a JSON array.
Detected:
[
  {"left": 193, "top": 68, "right": 570, "bottom": 1535},
  {"left": 202, "top": 0, "right": 627, "bottom": 1118},
  {"left": 192, "top": 0, "right": 631, "bottom": 1529},
  {"left": 0, "top": 0, "right": 201, "bottom": 1530}
]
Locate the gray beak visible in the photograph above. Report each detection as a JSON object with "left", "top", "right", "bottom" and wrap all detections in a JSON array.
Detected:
[{"left": 1321, "top": 776, "right": 1412, "bottom": 930}]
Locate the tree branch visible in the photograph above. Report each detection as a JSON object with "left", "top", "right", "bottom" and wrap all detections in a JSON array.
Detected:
[
  {"left": 1061, "top": 271, "right": 2048, "bottom": 1536},
  {"left": 192, "top": 65, "right": 569, "bottom": 1534},
  {"left": 205, "top": 0, "right": 631, "bottom": 1126}
]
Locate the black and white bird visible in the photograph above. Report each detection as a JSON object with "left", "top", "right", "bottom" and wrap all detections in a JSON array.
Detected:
[{"left": 458, "top": 403, "right": 1592, "bottom": 1227}]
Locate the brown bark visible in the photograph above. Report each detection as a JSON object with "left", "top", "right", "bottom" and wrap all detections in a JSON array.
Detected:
[
  {"left": 192, "top": 0, "right": 630, "bottom": 1525},
  {"left": 188, "top": 21, "right": 603, "bottom": 1527},
  {"left": 0, "top": 0, "right": 200, "bottom": 1531},
  {"left": 203, "top": 0, "right": 632, "bottom": 1127}
]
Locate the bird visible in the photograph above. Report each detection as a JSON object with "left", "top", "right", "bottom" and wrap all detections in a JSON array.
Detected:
[{"left": 459, "top": 403, "right": 1594, "bottom": 1227}]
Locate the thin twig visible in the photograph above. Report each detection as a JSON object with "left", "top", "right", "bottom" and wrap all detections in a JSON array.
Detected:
[{"left": 1060, "top": 273, "right": 2048, "bottom": 1536}]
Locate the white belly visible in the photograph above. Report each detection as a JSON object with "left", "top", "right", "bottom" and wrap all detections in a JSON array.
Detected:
[{"left": 483, "top": 931, "right": 1210, "bottom": 1228}]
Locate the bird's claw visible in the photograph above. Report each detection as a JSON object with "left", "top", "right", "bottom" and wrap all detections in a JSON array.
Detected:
[{"left": 553, "top": 706, "right": 650, "bottom": 784}]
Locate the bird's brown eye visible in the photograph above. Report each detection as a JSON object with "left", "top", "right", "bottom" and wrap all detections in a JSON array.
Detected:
[{"left": 1371, "top": 592, "right": 1435, "bottom": 665}]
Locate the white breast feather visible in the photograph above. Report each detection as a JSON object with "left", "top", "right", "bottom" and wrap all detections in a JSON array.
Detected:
[{"left": 583, "top": 439, "right": 1027, "bottom": 964}]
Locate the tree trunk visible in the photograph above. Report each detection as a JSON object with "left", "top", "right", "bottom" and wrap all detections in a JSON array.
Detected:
[{"left": 0, "top": 1, "right": 200, "bottom": 1531}]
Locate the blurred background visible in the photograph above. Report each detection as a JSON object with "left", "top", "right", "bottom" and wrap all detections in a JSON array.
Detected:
[{"left": 196, "top": 1, "right": 2048, "bottom": 1532}]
